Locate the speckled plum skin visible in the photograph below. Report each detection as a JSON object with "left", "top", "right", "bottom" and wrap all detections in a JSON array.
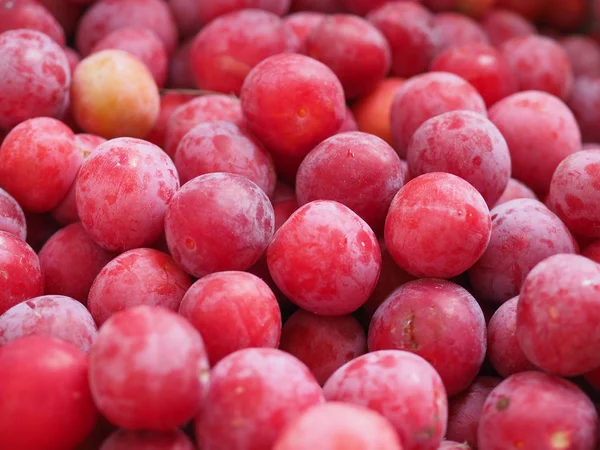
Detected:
[
  {"left": 76, "top": 137, "right": 180, "bottom": 252},
  {"left": 89, "top": 306, "right": 210, "bottom": 431},
  {"left": 478, "top": 372, "right": 598, "bottom": 450},
  {"left": 390, "top": 72, "right": 487, "bottom": 158},
  {"left": 240, "top": 53, "right": 346, "bottom": 158},
  {"left": 305, "top": 14, "right": 390, "bottom": 99},
  {"left": 100, "top": 429, "right": 196, "bottom": 450},
  {"left": 0, "top": 29, "right": 70, "bottom": 131},
  {"left": 0, "top": 187, "right": 26, "bottom": 240},
  {"left": 407, "top": 110, "right": 511, "bottom": 206},
  {"left": 568, "top": 77, "right": 600, "bottom": 144},
  {"left": 517, "top": 254, "right": 600, "bottom": 376},
  {"left": 481, "top": 9, "right": 535, "bottom": 46},
  {"left": 166, "top": 173, "right": 273, "bottom": 278},
  {"left": 384, "top": 173, "right": 492, "bottom": 279},
  {"left": 88, "top": 248, "right": 192, "bottom": 326},
  {"left": 39, "top": 223, "right": 116, "bottom": 304},
  {"left": 146, "top": 93, "right": 193, "bottom": 150},
  {"left": 438, "top": 442, "right": 470, "bottom": 450},
  {"left": 430, "top": 43, "right": 517, "bottom": 107},
  {"left": 273, "top": 402, "right": 403, "bottom": 450},
  {"left": 179, "top": 271, "right": 281, "bottom": 365},
  {"left": 175, "top": 121, "right": 276, "bottom": 196},
  {"left": 195, "top": 348, "right": 324, "bottom": 450},
  {"left": 493, "top": 178, "right": 538, "bottom": 207},
  {"left": 501, "top": 35, "right": 573, "bottom": 100},
  {"left": 0, "top": 294, "right": 97, "bottom": 352},
  {"left": 164, "top": 95, "right": 243, "bottom": 159},
  {"left": 90, "top": 27, "right": 168, "bottom": 88},
  {"left": 367, "top": 2, "right": 437, "bottom": 78},
  {"left": 468, "top": 199, "right": 577, "bottom": 304},
  {"left": 279, "top": 310, "right": 367, "bottom": 385},
  {"left": 70, "top": 50, "right": 160, "bottom": 139},
  {"left": 75, "top": 0, "right": 178, "bottom": 56},
  {"left": 368, "top": 279, "right": 486, "bottom": 396},
  {"left": 0, "top": 0, "right": 66, "bottom": 46},
  {"left": 0, "top": 336, "right": 98, "bottom": 450},
  {"left": 267, "top": 200, "right": 381, "bottom": 316},
  {"left": 0, "top": 231, "right": 44, "bottom": 315},
  {"left": 547, "top": 151, "right": 600, "bottom": 239},
  {"left": 296, "top": 132, "right": 404, "bottom": 233},
  {"left": 447, "top": 377, "right": 502, "bottom": 448},
  {"left": 433, "top": 13, "right": 490, "bottom": 53},
  {"left": 323, "top": 350, "right": 447, "bottom": 450},
  {"left": 0, "top": 117, "right": 82, "bottom": 213},
  {"left": 190, "top": 9, "right": 298, "bottom": 96},
  {"left": 487, "top": 297, "right": 536, "bottom": 378}
]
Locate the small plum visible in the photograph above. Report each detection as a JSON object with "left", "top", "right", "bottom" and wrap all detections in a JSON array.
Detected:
[
  {"left": 88, "top": 248, "right": 192, "bottom": 325},
  {"left": 0, "top": 294, "right": 97, "bottom": 352},
  {"left": 517, "top": 254, "right": 600, "bottom": 376},
  {"left": 70, "top": 50, "right": 160, "bottom": 139},
  {"left": 384, "top": 173, "right": 491, "bottom": 279},
  {"left": 179, "top": 271, "right": 281, "bottom": 365},
  {"left": 240, "top": 53, "right": 346, "bottom": 158},
  {"left": 478, "top": 372, "right": 598, "bottom": 450},
  {"left": 89, "top": 305, "right": 210, "bottom": 430},
  {"left": 165, "top": 173, "right": 274, "bottom": 278},
  {"left": 267, "top": 200, "right": 381, "bottom": 316},
  {"left": 195, "top": 348, "right": 324, "bottom": 450},
  {"left": 368, "top": 279, "right": 487, "bottom": 396},
  {"left": 323, "top": 350, "right": 448, "bottom": 450}
]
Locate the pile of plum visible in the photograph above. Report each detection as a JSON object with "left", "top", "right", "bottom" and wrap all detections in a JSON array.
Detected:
[{"left": 2, "top": 0, "right": 600, "bottom": 448}]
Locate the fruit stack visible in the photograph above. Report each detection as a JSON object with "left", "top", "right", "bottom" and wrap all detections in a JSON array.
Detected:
[{"left": 1, "top": 0, "right": 600, "bottom": 449}]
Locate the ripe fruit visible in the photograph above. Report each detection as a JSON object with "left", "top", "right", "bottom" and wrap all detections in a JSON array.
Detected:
[
  {"left": 0, "top": 336, "right": 98, "bottom": 449},
  {"left": 305, "top": 14, "right": 391, "bottom": 98},
  {"left": 368, "top": 279, "right": 487, "bottom": 396},
  {"left": 241, "top": 53, "right": 346, "bottom": 158},
  {"left": 296, "top": 131, "right": 404, "bottom": 233},
  {"left": 267, "top": 200, "right": 381, "bottom": 316},
  {"left": 0, "top": 29, "right": 70, "bottom": 130},
  {"left": 71, "top": 50, "right": 160, "bottom": 139},
  {"left": 0, "top": 0, "right": 65, "bottom": 46},
  {"left": 488, "top": 90, "right": 581, "bottom": 194},
  {"left": 76, "top": 137, "right": 179, "bottom": 252},
  {"left": 547, "top": 150, "right": 600, "bottom": 238},
  {"left": 517, "top": 254, "right": 600, "bottom": 376},
  {"left": 165, "top": 173, "right": 274, "bottom": 278},
  {"left": 0, "top": 117, "right": 82, "bottom": 213},
  {"left": 89, "top": 305, "right": 210, "bottom": 430},
  {"left": 179, "top": 271, "right": 282, "bottom": 365},
  {"left": 195, "top": 348, "right": 324, "bottom": 450},
  {"left": 478, "top": 372, "right": 598, "bottom": 450},
  {"left": 0, "top": 295, "right": 97, "bottom": 352},
  {"left": 88, "top": 248, "right": 192, "bottom": 325},
  {"left": 468, "top": 199, "right": 577, "bottom": 304},
  {"left": 190, "top": 9, "right": 298, "bottom": 96},
  {"left": 385, "top": 173, "right": 491, "bottom": 279},
  {"left": 367, "top": 2, "right": 437, "bottom": 78},
  {"left": 324, "top": 350, "right": 448, "bottom": 450}
]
